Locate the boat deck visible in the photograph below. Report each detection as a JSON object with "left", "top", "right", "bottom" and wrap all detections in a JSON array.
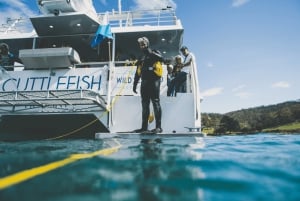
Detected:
[{"left": 96, "top": 133, "right": 206, "bottom": 140}]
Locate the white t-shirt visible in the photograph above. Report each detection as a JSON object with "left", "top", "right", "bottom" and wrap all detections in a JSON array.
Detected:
[{"left": 181, "top": 52, "right": 194, "bottom": 74}]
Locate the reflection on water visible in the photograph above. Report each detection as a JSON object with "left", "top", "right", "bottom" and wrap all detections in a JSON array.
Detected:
[
  {"left": 110, "top": 137, "right": 206, "bottom": 201},
  {"left": 1, "top": 134, "right": 300, "bottom": 201}
]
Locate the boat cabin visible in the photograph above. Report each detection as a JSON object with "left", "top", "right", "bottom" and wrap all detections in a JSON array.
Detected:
[{"left": 0, "top": 0, "right": 201, "bottom": 140}]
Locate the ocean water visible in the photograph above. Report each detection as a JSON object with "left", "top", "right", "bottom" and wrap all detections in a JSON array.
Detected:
[{"left": 0, "top": 133, "right": 300, "bottom": 201}]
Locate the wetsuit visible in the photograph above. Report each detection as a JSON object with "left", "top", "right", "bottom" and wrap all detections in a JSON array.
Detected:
[{"left": 133, "top": 48, "right": 163, "bottom": 131}]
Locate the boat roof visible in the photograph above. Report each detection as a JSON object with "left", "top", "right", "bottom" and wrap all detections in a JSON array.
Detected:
[
  {"left": 0, "top": 8, "right": 184, "bottom": 62},
  {"left": 30, "top": 13, "right": 99, "bottom": 36}
]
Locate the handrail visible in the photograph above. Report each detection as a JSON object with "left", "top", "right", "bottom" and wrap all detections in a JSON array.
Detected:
[
  {"left": 190, "top": 59, "right": 201, "bottom": 128},
  {"left": 0, "top": 89, "right": 107, "bottom": 113},
  {"left": 1, "top": 8, "right": 178, "bottom": 35},
  {"left": 2, "top": 60, "right": 136, "bottom": 71},
  {"left": 99, "top": 8, "right": 178, "bottom": 28}
]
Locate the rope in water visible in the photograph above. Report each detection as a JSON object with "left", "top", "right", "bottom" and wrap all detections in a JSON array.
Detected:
[
  {"left": 0, "top": 66, "right": 130, "bottom": 190},
  {"left": 0, "top": 139, "right": 122, "bottom": 190}
]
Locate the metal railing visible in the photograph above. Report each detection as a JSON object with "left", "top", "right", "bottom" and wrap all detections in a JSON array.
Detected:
[
  {"left": 0, "top": 89, "right": 106, "bottom": 113},
  {"left": 1, "top": 8, "right": 178, "bottom": 35},
  {"left": 98, "top": 8, "right": 178, "bottom": 28}
]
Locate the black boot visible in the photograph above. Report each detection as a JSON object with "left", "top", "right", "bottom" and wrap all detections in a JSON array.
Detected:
[
  {"left": 134, "top": 128, "right": 148, "bottom": 133},
  {"left": 150, "top": 128, "right": 163, "bottom": 133}
]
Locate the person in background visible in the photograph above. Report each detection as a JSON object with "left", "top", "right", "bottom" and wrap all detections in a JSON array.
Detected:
[
  {"left": 125, "top": 54, "right": 138, "bottom": 66},
  {"left": 169, "top": 46, "right": 194, "bottom": 96},
  {"left": 167, "top": 55, "right": 183, "bottom": 96},
  {"left": 180, "top": 46, "right": 194, "bottom": 69},
  {"left": 167, "top": 63, "right": 175, "bottom": 96},
  {"left": 133, "top": 37, "right": 163, "bottom": 134},
  {"left": 0, "top": 43, "right": 22, "bottom": 70}
]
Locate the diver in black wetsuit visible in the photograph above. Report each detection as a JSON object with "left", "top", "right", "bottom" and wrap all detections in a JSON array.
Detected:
[{"left": 133, "top": 37, "right": 163, "bottom": 134}]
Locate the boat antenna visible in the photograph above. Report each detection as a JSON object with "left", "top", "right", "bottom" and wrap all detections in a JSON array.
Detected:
[
  {"left": 118, "top": 0, "right": 122, "bottom": 12},
  {"left": 118, "top": 0, "right": 122, "bottom": 27}
]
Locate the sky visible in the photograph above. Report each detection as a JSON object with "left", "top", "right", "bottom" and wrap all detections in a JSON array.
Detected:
[{"left": 0, "top": 0, "right": 299, "bottom": 114}]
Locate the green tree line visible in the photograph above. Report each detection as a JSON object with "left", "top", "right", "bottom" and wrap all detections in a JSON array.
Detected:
[{"left": 201, "top": 100, "right": 300, "bottom": 134}]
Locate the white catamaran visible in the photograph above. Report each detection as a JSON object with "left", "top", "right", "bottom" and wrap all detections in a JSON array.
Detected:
[{"left": 0, "top": 0, "right": 201, "bottom": 140}]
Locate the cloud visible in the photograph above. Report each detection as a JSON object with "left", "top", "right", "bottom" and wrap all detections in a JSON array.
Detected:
[
  {"left": 99, "top": 0, "right": 107, "bottom": 5},
  {"left": 133, "top": 0, "right": 177, "bottom": 10},
  {"left": 232, "top": 0, "right": 251, "bottom": 8},
  {"left": 0, "top": 0, "right": 37, "bottom": 24},
  {"left": 272, "top": 81, "right": 291, "bottom": 88},
  {"left": 206, "top": 62, "right": 214, "bottom": 68},
  {"left": 232, "top": 85, "right": 252, "bottom": 99},
  {"left": 234, "top": 92, "right": 252, "bottom": 99},
  {"left": 202, "top": 87, "right": 223, "bottom": 97},
  {"left": 2, "top": 0, "right": 37, "bottom": 15},
  {"left": 232, "top": 84, "right": 246, "bottom": 92}
]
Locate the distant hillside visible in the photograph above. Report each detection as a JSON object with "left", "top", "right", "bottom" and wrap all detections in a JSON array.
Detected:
[{"left": 202, "top": 100, "right": 300, "bottom": 134}]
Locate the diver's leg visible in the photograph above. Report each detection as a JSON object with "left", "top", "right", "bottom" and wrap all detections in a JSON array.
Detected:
[{"left": 151, "top": 79, "right": 162, "bottom": 132}]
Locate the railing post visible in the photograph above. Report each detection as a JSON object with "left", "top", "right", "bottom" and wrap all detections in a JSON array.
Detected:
[{"left": 190, "top": 60, "right": 201, "bottom": 128}]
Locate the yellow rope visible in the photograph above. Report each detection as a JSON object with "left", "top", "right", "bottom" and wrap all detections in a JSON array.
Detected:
[
  {"left": 45, "top": 65, "right": 136, "bottom": 140},
  {"left": 0, "top": 66, "right": 132, "bottom": 190},
  {"left": 0, "top": 140, "right": 122, "bottom": 190}
]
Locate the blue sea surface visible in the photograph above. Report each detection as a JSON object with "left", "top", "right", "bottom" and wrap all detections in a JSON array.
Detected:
[{"left": 0, "top": 133, "right": 300, "bottom": 201}]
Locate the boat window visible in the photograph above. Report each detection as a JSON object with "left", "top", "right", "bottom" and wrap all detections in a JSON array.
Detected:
[
  {"left": 0, "top": 38, "right": 33, "bottom": 70},
  {"left": 0, "top": 38, "right": 34, "bottom": 57}
]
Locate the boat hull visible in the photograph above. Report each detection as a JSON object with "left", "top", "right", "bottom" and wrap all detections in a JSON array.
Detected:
[{"left": 0, "top": 114, "right": 108, "bottom": 141}]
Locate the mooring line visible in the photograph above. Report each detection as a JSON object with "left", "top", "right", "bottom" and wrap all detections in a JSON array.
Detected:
[
  {"left": 45, "top": 65, "right": 136, "bottom": 140},
  {"left": 0, "top": 140, "right": 122, "bottom": 190}
]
